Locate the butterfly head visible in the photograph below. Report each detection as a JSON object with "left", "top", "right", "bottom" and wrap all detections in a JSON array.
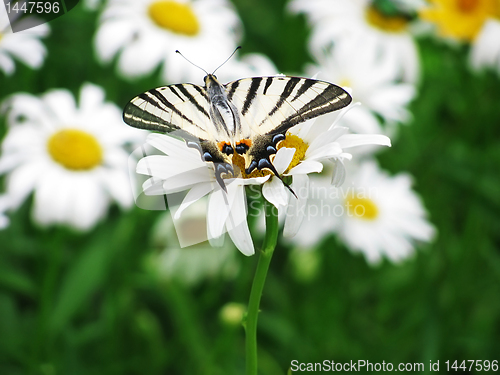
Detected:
[{"left": 203, "top": 74, "right": 220, "bottom": 89}]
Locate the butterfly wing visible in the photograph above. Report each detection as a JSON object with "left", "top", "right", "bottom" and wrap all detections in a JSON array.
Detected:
[
  {"left": 123, "top": 83, "right": 235, "bottom": 188},
  {"left": 123, "top": 83, "right": 215, "bottom": 141},
  {"left": 224, "top": 76, "right": 352, "bottom": 173}
]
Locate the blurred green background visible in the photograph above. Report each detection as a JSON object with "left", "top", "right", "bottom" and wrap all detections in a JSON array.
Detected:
[{"left": 1, "top": 0, "right": 500, "bottom": 374}]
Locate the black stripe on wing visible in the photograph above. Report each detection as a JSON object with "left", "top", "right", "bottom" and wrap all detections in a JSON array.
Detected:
[
  {"left": 174, "top": 84, "right": 210, "bottom": 119},
  {"left": 277, "top": 83, "right": 351, "bottom": 132},
  {"left": 267, "top": 77, "right": 301, "bottom": 118},
  {"left": 260, "top": 77, "right": 351, "bottom": 135},
  {"left": 122, "top": 85, "right": 209, "bottom": 135},
  {"left": 241, "top": 77, "right": 263, "bottom": 116}
]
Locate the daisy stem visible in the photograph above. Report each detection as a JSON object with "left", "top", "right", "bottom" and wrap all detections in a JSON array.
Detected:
[{"left": 245, "top": 201, "right": 279, "bottom": 375}]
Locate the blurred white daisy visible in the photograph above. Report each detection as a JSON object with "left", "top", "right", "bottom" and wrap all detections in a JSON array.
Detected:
[
  {"left": 136, "top": 133, "right": 270, "bottom": 256},
  {"left": 306, "top": 40, "right": 416, "bottom": 136},
  {"left": 419, "top": 0, "right": 500, "bottom": 75},
  {"left": 94, "top": 0, "right": 242, "bottom": 83},
  {"left": 146, "top": 198, "right": 240, "bottom": 286},
  {"left": 0, "top": 83, "right": 146, "bottom": 230},
  {"left": 0, "top": 11, "right": 49, "bottom": 75},
  {"left": 289, "top": 0, "right": 421, "bottom": 83},
  {"left": 290, "top": 161, "right": 435, "bottom": 264},
  {"left": 0, "top": 194, "right": 10, "bottom": 229},
  {"left": 336, "top": 161, "right": 435, "bottom": 264},
  {"left": 262, "top": 118, "right": 391, "bottom": 238}
]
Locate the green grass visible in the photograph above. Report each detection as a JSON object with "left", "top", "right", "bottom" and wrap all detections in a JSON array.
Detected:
[{"left": 1, "top": 2, "right": 499, "bottom": 374}]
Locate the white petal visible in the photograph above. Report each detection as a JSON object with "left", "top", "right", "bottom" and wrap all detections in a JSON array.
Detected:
[
  {"left": 32, "top": 168, "right": 73, "bottom": 226},
  {"left": 99, "top": 168, "right": 134, "bottom": 209},
  {"left": 79, "top": 83, "right": 105, "bottom": 114},
  {"left": 0, "top": 53, "right": 15, "bottom": 75},
  {"left": 6, "top": 160, "right": 46, "bottom": 209},
  {"left": 272, "top": 147, "right": 296, "bottom": 174},
  {"left": 305, "top": 143, "right": 343, "bottom": 161},
  {"left": 1, "top": 37, "right": 46, "bottom": 68},
  {"left": 95, "top": 19, "right": 136, "bottom": 63},
  {"left": 207, "top": 189, "right": 231, "bottom": 240},
  {"left": 161, "top": 171, "right": 214, "bottom": 194},
  {"left": 331, "top": 159, "right": 346, "bottom": 187},
  {"left": 226, "top": 185, "right": 254, "bottom": 256},
  {"left": 307, "top": 126, "right": 348, "bottom": 152},
  {"left": 147, "top": 133, "right": 201, "bottom": 162},
  {"left": 283, "top": 174, "right": 309, "bottom": 238},
  {"left": 136, "top": 155, "right": 207, "bottom": 180},
  {"left": 337, "top": 134, "right": 391, "bottom": 149},
  {"left": 69, "top": 175, "right": 108, "bottom": 230},
  {"left": 174, "top": 182, "right": 214, "bottom": 219},
  {"left": 262, "top": 177, "right": 288, "bottom": 208},
  {"left": 117, "top": 31, "right": 165, "bottom": 78},
  {"left": 42, "top": 89, "right": 77, "bottom": 125},
  {"left": 287, "top": 160, "right": 323, "bottom": 175}
]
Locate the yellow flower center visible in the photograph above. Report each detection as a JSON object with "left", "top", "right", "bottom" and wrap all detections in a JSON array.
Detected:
[
  {"left": 47, "top": 129, "right": 103, "bottom": 170},
  {"left": 458, "top": 0, "right": 480, "bottom": 12},
  {"left": 346, "top": 197, "right": 379, "bottom": 220},
  {"left": 277, "top": 134, "right": 309, "bottom": 174},
  {"left": 148, "top": 0, "right": 200, "bottom": 36},
  {"left": 419, "top": 0, "right": 499, "bottom": 41},
  {"left": 365, "top": 4, "right": 409, "bottom": 33},
  {"left": 231, "top": 153, "right": 271, "bottom": 179},
  {"left": 339, "top": 78, "right": 352, "bottom": 88}
]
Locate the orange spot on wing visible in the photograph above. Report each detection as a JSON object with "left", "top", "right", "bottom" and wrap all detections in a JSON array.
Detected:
[
  {"left": 218, "top": 141, "right": 230, "bottom": 152},
  {"left": 238, "top": 139, "right": 252, "bottom": 147}
]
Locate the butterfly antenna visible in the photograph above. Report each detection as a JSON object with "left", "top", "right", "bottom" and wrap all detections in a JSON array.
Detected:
[
  {"left": 175, "top": 50, "right": 209, "bottom": 75},
  {"left": 212, "top": 46, "right": 241, "bottom": 75}
]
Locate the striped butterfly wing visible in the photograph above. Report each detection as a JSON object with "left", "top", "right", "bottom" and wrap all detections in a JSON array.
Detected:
[
  {"left": 123, "top": 84, "right": 215, "bottom": 142},
  {"left": 224, "top": 76, "right": 352, "bottom": 174},
  {"left": 225, "top": 76, "right": 352, "bottom": 137}
]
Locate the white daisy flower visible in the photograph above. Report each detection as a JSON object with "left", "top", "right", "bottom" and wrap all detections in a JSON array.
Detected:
[
  {"left": 336, "top": 161, "right": 436, "bottom": 263},
  {"left": 0, "top": 194, "right": 10, "bottom": 229},
  {"left": 306, "top": 40, "right": 416, "bottom": 136},
  {"left": 0, "top": 12, "right": 49, "bottom": 75},
  {"left": 261, "top": 117, "right": 391, "bottom": 238},
  {"left": 290, "top": 161, "right": 435, "bottom": 264},
  {"left": 94, "top": 0, "right": 242, "bottom": 83},
  {"left": 136, "top": 132, "right": 270, "bottom": 256},
  {"left": 0, "top": 83, "right": 146, "bottom": 230},
  {"left": 289, "top": 0, "right": 421, "bottom": 83},
  {"left": 146, "top": 198, "right": 240, "bottom": 286}
]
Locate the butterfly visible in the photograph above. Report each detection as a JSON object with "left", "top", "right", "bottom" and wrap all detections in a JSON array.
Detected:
[{"left": 123, "top": 73, "right": 352, "bottom": 191}]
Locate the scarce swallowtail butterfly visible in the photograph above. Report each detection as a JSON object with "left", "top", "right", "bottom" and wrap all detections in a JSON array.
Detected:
[{"left": 123, "top": 54, "right": 352, "bottom": 192}]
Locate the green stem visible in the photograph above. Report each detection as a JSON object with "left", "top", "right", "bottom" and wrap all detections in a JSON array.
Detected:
[{"left": 245, "top": 202, "right": 279, "bottom": 375}]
